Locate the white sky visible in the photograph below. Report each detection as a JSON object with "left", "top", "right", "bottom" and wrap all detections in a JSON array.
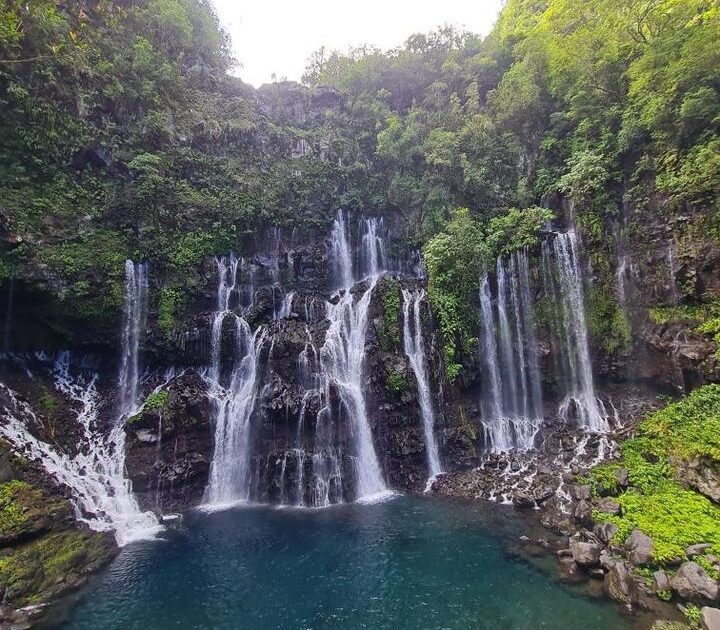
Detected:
[{"left": 211, "top": 0, "right": 505, "bottom": 87}]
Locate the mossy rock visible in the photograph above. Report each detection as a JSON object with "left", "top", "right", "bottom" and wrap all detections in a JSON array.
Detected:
[
  {"left": 0, "top": 480, "right": 70, "bottom": 546},
  {"left": 0, "top": 529, "right": 115, "bottom": 606}
]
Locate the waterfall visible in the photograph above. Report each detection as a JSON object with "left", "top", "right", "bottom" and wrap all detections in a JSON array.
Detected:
[
  {"left": 0, "top": 260, "right": 161, "bottom": 546},
  {"left": 329, "top": 211, "right": 391, "bottom": 289},
  {"left": 515, "top": 252, "right": 543, "bottom": 421},
  {"left": 478, "top": 253, "right": 543, "bottom": 453},
  {"left": 117, "top": 260, "right": 148, "bottom": 417},
  {"left": 402, "top": 289, "right": 442, "bottom": 484},
  {"left": 278, "top": 291, "right": 295, "bottom": 319},
  {"left": 329, "top": 212, "right": 354, "bottom": 290},
  {"left": 542, "top": 232, "right": 609, "bottom": 433},
  {"left": 320, "top": 277, "right": 387, "bottom": 501},
  {"left": 479, "top": 275, "right": 504, "bottom": 424},
  {"left": 307, "top": 212, "right": 390, "bottom": 504},
  {"left": 359, "top": 217, "right": 388, "bottom": 279},
  {"left": 204, "top": 256, "right": 267, "bottom": 506},
  {"left": 0, "top": 359, "right": 160, "bottom": 546}
]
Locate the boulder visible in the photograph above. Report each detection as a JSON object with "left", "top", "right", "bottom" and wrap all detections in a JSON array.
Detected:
[
  {"left": 605, "top": 561, "right": 635, "bottom": 608},
  {"left": 569, "top": 539, "right": 602, "bottom": 567},
  {"left": 573, "top": 500, "right": 592, "bottom": 527},
  {"left": 669, "top": 562, "right": 719, "bottom": 603},
  {"left": 615, "top": 467, "right": 629, "bottom": 489},
  {"left": 625, "top": 529, "right": 654, "bottom": 566},
  {"left": 571, "top": 485, "right": 591, "bottom": 501},
  {"left": 701, "top": 607, "right": 720, "bottom": 630},
  {"left": 653, "top": 570, "right": 670, "bottom": 592},
  {"left": 512, "top": 491, "right": 535, "bottom": 508},
  {"left": 600, "top": 549, "right": 617, "bottom": 571},
  {"left": 594, "top": 522, "right": 618, "bottom": 544},
  {"left": 677, "top": 458, "right": 720, "bottom": 504},
  {"left": 686, "top": 544, "right": 713, "bottom": 558},
  {"left": 595, "top": 497, "right": 621, "bottom": 515}
]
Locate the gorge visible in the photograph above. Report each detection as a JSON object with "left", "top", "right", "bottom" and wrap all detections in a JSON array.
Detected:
[{"left": 0, "top": 0, "right": 719, "bottom": 628}]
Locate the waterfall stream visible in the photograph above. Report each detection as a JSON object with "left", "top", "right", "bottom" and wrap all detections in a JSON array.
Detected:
[
  {"left": 204, "top": 256, "right": 267, "bottom": 506},
  {"left": 478, "top": 251, "right": 543, "bottom": 453},
  {"left": 402, "top": 289, "right": 442, "bottom": 484},
  {"left": 314, "top": 213, "right": 390, "bottom": 503},
  {"left": 0, "top": 260, "right": 160, "bottom": 545},
  {"left": 542, "top": 232, "right": 609, "bottom": 433}
]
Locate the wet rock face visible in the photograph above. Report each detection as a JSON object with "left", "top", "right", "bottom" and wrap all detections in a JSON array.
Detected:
[
  {"left": 602, "top": 204, "right": 720, "bottom": 392},
  {"left": 604, "top": 561, "right": 636, "bottom": 610},
  {"left": 241, "top": 274, "right": 477, "bottom": 503},
  {"left": 124, "top": 371, "right": 213, "bottom": 513}
]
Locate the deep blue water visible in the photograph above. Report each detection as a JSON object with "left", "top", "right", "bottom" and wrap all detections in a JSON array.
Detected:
[{"left": 57, "top": 497, "right": 628, "bottom": 629}]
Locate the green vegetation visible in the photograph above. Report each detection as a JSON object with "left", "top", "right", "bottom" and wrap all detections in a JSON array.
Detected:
[
  {"left": 683, "top": 604, "right": 702, "bottom": 627},
  {"left": 649, "top": 298, "right": 720, "bottom": 358},
  {"left": 0, "top": 480, "right": 40, "bottom": 538},
  {"left": 423, "top": 206, "right": 551, "bottom": 378},
  {"left": 157, "top": 286, "right": 185, "bottom": 335},
  {"left": 379, "top": 280, "right": 402, "bottom": 352},
  {"left": 143, "top": 390, "right": 169, "bottom": 411},
  {"left": 590, "top": 385, "right": 720, "bottom": 564},
  {"left": 586, "top": 285, "right": 632, "bottom": 355},
  {"left": 0, "top": 529, "right": 112, "bottom": 605},
  {"left": 385, "top": 371, "right": 408, "bottom": 397}
]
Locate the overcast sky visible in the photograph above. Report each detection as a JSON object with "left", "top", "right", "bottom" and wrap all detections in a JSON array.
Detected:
[{"left": 211, "top": 0, "right": 505, "bottom": 87}]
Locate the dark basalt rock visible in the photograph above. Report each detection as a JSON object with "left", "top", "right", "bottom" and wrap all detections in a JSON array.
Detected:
[
  {"left": 669, "top": 562, "right": 720, "bottom": 604},
  {"left": 124, "top": 371, "right": 213, "bottom": 513},
  {"left": 625, "top": 529, "right": 655, "bottom": 566}
]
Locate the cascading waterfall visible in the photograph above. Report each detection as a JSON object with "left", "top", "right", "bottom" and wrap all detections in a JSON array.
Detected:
[
  {"left": 204, "top": 255, "right": 267, "bottom": 506},
  {"left": 478, "top": 251, "right": 543, "bottom": 453},
  {"left": 402, "top": 289, "right": 442, "bottom": 484},
  {"left": 542, "top": 232, "right": 609, "bottom": 433},
  {"left": 305, "top": 212, "right": 390, "bottom": 504},
  {"left": 320, "top": 277, "right": 387, "bottom": 501},
  {"left": 0, "top": 260, "right": 160, "bottom": 545},
  {"left": 329, "top": 211, "right": 354, "bottom": 290},
  {"left": 278, "top": 291, "right": 295, "bottom": 319},
  {"left": 118, "top": 260, "right": 148, "bottom": 417},
  {"left": 359, "top": 216, "right": 388, "bottom": 279}
]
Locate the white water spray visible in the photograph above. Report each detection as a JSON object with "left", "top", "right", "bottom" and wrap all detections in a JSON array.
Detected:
[{"left": 402, "top": 289, "right": 442, "bottom": 484}]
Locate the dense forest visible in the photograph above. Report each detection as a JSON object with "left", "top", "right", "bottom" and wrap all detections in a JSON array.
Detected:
[{"left": 1, "top": 0, "right": 720, "bottom": 626}]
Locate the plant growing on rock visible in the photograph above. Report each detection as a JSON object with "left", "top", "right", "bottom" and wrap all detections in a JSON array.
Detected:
[{"left": 590, "top": 385, "right": 720, "bottom": 563}]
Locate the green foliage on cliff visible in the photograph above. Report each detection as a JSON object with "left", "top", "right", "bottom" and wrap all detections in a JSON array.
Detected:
[
  {"left": 0, "top": 529, "right": 112, "bottom": 605},
  {"left": 585, "top": 285, "right": 632, "bottom": 355},
  {"left": 379, "top": 280, "right": 402, "bottom": 353},
  {"left": 649, "top": 298, "right": 720, "bottom": 358},
  {"left": 385, "top": 371, "right": 408, "bottom": 397},
  {"left": 595, "top": 484, "right": 720, "bottom": 563},
  {"left": 422, "top": 206, "right": 551, "bottom": 378},
  {"left": 641, "top": 385, "right": 720, "bottom": 463},
  {"left": 144, "top": 390, "right": 169, "bottom": 411},
  {"left": 0, "top": 0, "right": 361, "bottom": 331},
  {"left": 590, "top": 385, "right": 720, "bottom": 563}
]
